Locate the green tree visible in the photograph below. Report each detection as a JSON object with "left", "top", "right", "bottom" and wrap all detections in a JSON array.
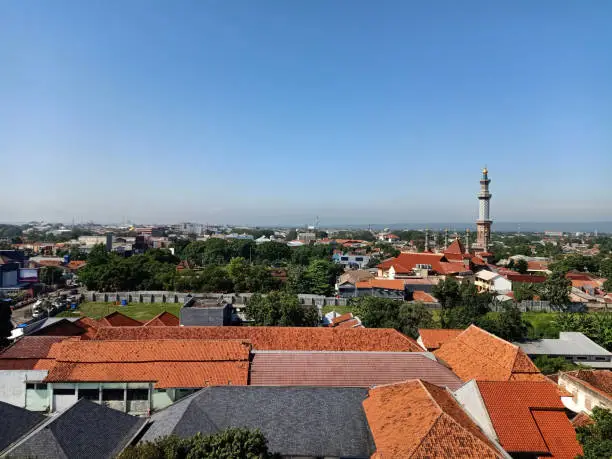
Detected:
[
  {"left": 38, "top": 266, "right": 66, "bottom": 286},
  {"left": 532, "top": 355, "right": 582, "bottom": 375},
  {"left": 515, "top": 259, "right": 528, "bottom": 274},
  {"left": 285, "top": 229, "right": 297, "bottom": 241},
  {"left": 600, "top": 258, "right": 612, "bottom": 291},
  {"left": 481, "top": 303, "right": 529, "bottom": 341},
  {"left": 513, "top": 282, "right": 538, "bottom": 302},
  {"left": 255, "top": 242, "right": 291, "bottom": 264},
  {"left": 539, "top": 271, "right": 571, "bottom": 308},
  {"left": 351, "top": 297, "right": 434, "bottom": 339},
  {"left": 285, "top": 265, "right": 308, "bottom": 294},
  {"left": 245, "top": 292, "right": 319, "bottom": 327},
  {"left": 576, "top": 407, "right": 612, "bottom": 459},
  {"left": 118, "top": 428, "right": 279, "bottom": 459},
  {"left": 303, "top": 259, "right": 340, "bottom": 296}
]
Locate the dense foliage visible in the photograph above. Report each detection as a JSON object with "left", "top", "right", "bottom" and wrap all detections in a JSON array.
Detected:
[
  {"left": 350, "top": 297, "right": 434, "bottom": 339},
  {"left": 118, "top": 428, "right": 279, "bottom": 459},
  {"left": 554, "top": 312, "right": 612, "bottom": 351},
  {"left": 576, "top": 407, "right": 612, "bottom": 459},
  {"left": 244, "top": 292, "right": 319, "bottom": 327},
  {"left": 532, "top": 355, "right": 583, "bottom": 375}
]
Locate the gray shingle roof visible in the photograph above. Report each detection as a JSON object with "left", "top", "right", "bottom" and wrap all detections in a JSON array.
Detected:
[
  {"left": 516, "top": 332, "right": 612, "bottom": 357},
  {"left": 5, "top": 399, "right": 146, "bottom": 459},
  {"left": 0, "top": 401, "right": 44, "bottom": 451},
  {"left": 142, "top": 386, "right": 375, "bottom": 458}
]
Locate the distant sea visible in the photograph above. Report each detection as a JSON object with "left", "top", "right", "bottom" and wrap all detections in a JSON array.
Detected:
[{"left": 323, "top": 222, "right": 612, "bottom": 234}]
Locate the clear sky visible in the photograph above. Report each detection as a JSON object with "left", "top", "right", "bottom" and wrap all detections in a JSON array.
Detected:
[{"left": 1, "top": 0, "right": 611, "bottom": 226}]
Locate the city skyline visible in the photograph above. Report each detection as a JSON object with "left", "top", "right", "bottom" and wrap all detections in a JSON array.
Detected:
[{"left": 1, "top": 1, "right": 611, "bottom": 224}]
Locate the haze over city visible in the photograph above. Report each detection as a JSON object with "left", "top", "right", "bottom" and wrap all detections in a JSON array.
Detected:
[{"left": 1, "top": 0, "right": 611, "bottom": 225}]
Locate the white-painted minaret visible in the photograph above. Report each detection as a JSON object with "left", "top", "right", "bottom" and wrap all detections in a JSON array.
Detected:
[{"left": 475, "top": 168, "right": 492, "bottom": 252}]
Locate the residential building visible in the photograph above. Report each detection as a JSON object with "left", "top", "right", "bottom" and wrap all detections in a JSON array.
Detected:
[
  {"left": 516, "top": 332, "right": 612, "bottom": 369},
  {"left": 332, "top": 252, "right": 370, "bottom": 269},
  {"left": 475, "top": 270, "right": 511, "bottom": 294},
  {"left": 455, "top": 381, "right": 583, "bottom": 458},
  {"left": 1, "top": 399, "right": 146, "bottom": 459},
  {"left": 557, "top": 370, "right": 612, "bottom": 414},
  {"left": 42, "top": 339, "right": 250, "bottom": 413},
  {"left": 417, "top": 328, "right": 463, "bottom": 351},
  {"left": 296, "top": 231, "right": 316, "bottom": 243},
  {"left": 249, "top": 351, "right": 463, "bottom": 389},
  {"left": 355, "top": 278, "right": 407, "bottom": 300},
  {"left": 363, "top": 379, "right": 508, "bottom": 458},
  {"left": 93, "top": 326, "right": 425, "bottom": 352},
  {"left": 140, "top": 386, "right": 375, "bottom": 459},
  {"left": 433, "top": 325, "right": 549, "bottom": 383},
  {"left": 377, "top": 252, "right": 472, "bottom": 279},
  {"left": 336, "top": 269, "right": 374, "bottom": 297},
  {"left": 325, "top": 312, "right": 363, "bottom": 328}
]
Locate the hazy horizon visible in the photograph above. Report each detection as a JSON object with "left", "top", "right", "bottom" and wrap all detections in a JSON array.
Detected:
[{"left": 1, "top": 1, "right": 611, "bottom": 224}]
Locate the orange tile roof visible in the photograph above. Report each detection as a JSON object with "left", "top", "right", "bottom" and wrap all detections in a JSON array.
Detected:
[
  {"left": 477, "top": 381, "right": 582, "bottom": 458},
  {"left": 527, "top": 261, "right": 549, "bottom": 271},
  {"left": 92, "top": 326, "right": 423, "bottom": 352},
  {"left": 444, "top": 238, "right": 466, "bottom": 255},
  {"left": 66, "top": 260, "right": 87, "bottom": 270},
  {"left": 142, "top": 311, "right": 180, "bottom": 327},
  {"left": 355, "top": 278, "right": 406, "bottom": 291},
  {"left": 331, "top": 312, "right": 353, "bottom": 325},
  {"left": 563, "top": 370, "right": 612, "bottom": 400},
  {"left": 434, "top": 325, "right": 548, "bottom": 382},
  {"left": 363, "top": 380, "right": 503, "bottom": 458},
  {"left": 411, "top": 290, "right": 438, "bottom": 303},
  {"left": 335, "top": 318, "right": 361, "bottom": 329},
  {"left": 571, "top": 411, "right": 594, "bottom": 428},
  {"left": 418, "top": 328, "right": 463, "bottom": 351},
  {"left": 0, "top": 336, "right": 73, "bottom": 370},
  {"left": 45, "top": 339, "right": 250, "bottom": 388},
  {"left": 74, "top": 317, "right": 100, "bottom": 340},
  {"left": 98, "top": 311, "right": 143, "bottom": 327}
]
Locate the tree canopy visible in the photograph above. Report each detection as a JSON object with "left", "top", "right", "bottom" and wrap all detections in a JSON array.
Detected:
[
  {"left": 245, "top": 292, "right": 319, "bottom": 327},
  {"left": 576, "top": 407, "right": 612, "bottom": 459},
  {"left": 118, "top": 428, "right": 279, "bottom": 459},
  {"left": 351, "top": 296, "right": 434, "bottom": 339}
]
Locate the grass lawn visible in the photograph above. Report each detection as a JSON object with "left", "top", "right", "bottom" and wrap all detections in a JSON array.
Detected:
[
  {"left": 56, "top": 302, "right": 181, "bottom": 321},
  {"left": 321, "top": 305, "right": 356, "bottom": 316}
]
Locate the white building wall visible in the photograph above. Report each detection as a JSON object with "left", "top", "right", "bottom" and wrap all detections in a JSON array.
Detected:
[
  {"left": 0, "top": 370, "right": 48, "bottom": 408},
  {"left": 453, "top": 381, "right": 498, "bottom": 441}
]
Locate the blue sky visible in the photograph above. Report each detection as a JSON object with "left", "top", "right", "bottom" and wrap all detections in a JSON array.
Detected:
[{"left": 1, "top": 0, "right": 611, "bottom": 226}]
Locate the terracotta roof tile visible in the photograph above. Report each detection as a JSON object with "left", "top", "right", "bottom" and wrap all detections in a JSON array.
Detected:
[
  {"left": 444, "top": 239, "right": 466, "bottom": 255},
  {"left": 355, "top": 279, "right": 406, "bottom": 291},
  {"left": 73, "top": 317, "right": 100, "bottom": 340},
  {"left": 364, "top": 380, "right": 503, "bottom": 458},
  {"left": 571, "top": 411, "right": 594, "bottom": 428},
  {"left": 250, "top": 352, "right": 464, "bottom": 389},
  {"left": 334, "top": 318, "right": 361, "bottom": 328},
  {"left": 0, "top": 336, "right": 71, "bottom": 370},
  {"left": 477, "top": 381, "right": 582, "bottom": 457},
  {"left": 142, "top": 312, "right": 180, "bottom": 327},
  {"left": 45, "top": 339, "right": 250, "bottom": 388},
  {"left": 418, "top": 329, "right": 463, "bottom": 351},
  {"left": 434, "top": 325, "right": 546, "bottom": 382},
  {"left": 93, "top": 326, "right": 424, "bottom": 352},
  {"left": 411, "top": 291, "right": 438, "bottom": 303},
  {"left": 533, "top": 410, "right": 583, "bottom": 458},
  {"left": 505, "top": 274, "right": 547, "bottom": 283},
  {"left": 563, "top": 370, "right": 612, "bottom": 400},
  {"left": 331, "top": 312, "right": 353, "bottom": 325},
  {"left": 98, "top": 312, "right": 143, "bottom": 327}
]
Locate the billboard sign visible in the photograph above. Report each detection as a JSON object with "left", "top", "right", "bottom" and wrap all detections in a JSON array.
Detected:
[{"left": 19, "top": 268, "right": 39, "bottom": 283}]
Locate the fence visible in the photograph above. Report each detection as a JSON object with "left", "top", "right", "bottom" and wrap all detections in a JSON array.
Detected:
[
  {"left": 488, "top": 300, "right": 586, "bottom": 313},
  {"left": 83, "top": 291, "right": 347, "bottom": 307}
]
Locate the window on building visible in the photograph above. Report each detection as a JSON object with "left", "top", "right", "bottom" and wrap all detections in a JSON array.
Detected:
[
  {"left": 54, "top": 388, "right": 75, "bottom": 395},
  {"left": 79, "top": 389, "right": 99, "bottom": 401},
  {"left": 26, "top": 383, "right": 48, "bottom": 390},
  {"left": 576, "top": 356, "right": 588, "bottom": 361},
  {"left": 595, "top": 357, "right": 608, "bottom": 361},
  {"left": 102, "top": 389, "right": 124, "bottom": 401},
  {"left": 355, "top": 257, "right": 363, "bottom": 261},
  {"left": 341, "top": 257, "right": 349, "bottom": 261},
  {"left": 127, "top": 389, "right": 149, "bottom": 401}
]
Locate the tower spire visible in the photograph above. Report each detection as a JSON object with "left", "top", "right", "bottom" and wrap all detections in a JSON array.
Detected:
[
  {"left": 444, "top": 228, "right": 449, "bottom": 249},
  {"left": 465, "top": 229, "right": 470, "bottom": 254},
  {"left": 424, "top": 228, "right": 429, "bottom": 252},
  {"left": 475, "top": 167, "right": 492, "bottom": 254}
]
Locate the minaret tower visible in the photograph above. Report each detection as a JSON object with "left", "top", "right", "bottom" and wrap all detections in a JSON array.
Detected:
[{"left": 475, "top": 167, "right": 492, "bottom": 252}]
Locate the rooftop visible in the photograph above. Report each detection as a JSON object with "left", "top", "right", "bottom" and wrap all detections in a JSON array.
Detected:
[
  {"left": 0, "top": 336, "right": 71, "bottom": 370},
  {"left": 363, "top": 380, "right": 504, "bottom": 458},
  {"left": 142, "top": 311, "right": 180, "bottom": 327},
  {"left": 97, "top": 311, "right": 143, "bottom": 327},
  {"left": 45, "top": 339, "right": 250, "bottom": 388},
  {"left": 477, "top": 381, "right": 583, "bottom": 458},
  {"left": 3, "top": 399, "right": 146, "bottom": 459},
  {"left": 141, "top": 386, "right": 375, "bottom": 458},
  {"left": 249, "top": 351, "right": 463, "bottom": 389},
  {"left": 0, "top": 400, "right": 45, "bottom": 452},
  {"left": 516, "top": 332, "right": 612, "bottom": 358},
  {"left": 418, "top": 328, "right": 463, "bottom": 351},
  {"left": 92, "top": 326, "right": 424, "bottom": 352},
  {"left": 355, "top": 278, "right": 406, "bottom": 291},
  {"left": 562, "top": 369, "right": 612, "bottom": 401},
  {"left": 434, "top": 325, "right": 548, "bottom": 382}
]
